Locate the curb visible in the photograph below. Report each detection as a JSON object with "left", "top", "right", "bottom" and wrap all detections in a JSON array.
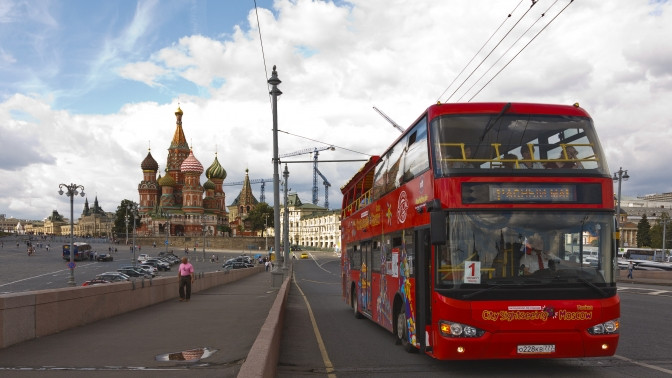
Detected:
[{"left": 238, "top": 267, "right": 292, "bottom": 378}]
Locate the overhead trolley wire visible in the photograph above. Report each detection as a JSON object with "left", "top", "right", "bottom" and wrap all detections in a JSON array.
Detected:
[
  {"left": 436, "top": 0, "right": 525, "bottom": 103},
  {"left": 254, "top": 0, "right": 272, "bottom": 109},
  {"left": 457, "top": 0, "right": 565, "bottom": 102},
  {"left": 278, "top": 129, "right": 374, "bottom": 157},
  {"left": 443, "top": 0, "right": 540, "bottom": 103},
  {"left": 467, "top": 0, "right": 575, "bottom": 102}
]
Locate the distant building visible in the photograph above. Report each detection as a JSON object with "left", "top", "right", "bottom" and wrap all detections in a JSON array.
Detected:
[
  {"left": 269, "top": 193, "right": 341, "bottom": 250},
  {"left": 135, "top": 106, "right": 229, "bottom": 237},
  {"left": 227, "top": 169, "right": 260, "bottom": 236},
  {"left": 617, "top": 195, "right": 672, "bottom": 248}
]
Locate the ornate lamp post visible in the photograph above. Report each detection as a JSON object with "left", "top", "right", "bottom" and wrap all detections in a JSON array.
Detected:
[
  {"left": 58, "top": 183, "right": 85, "bottom": 286},
  {"left": 128, "top": 204, "right": 138, "bottom": 266},
  {"left": 612, "top": 167, "right": 629, "bottom": 248},
  {"left": 125, "top": 207, "right": 129, "bottom": 245},
  {"left": 201, "top": 218, "right": 206, "bottom": 261}
]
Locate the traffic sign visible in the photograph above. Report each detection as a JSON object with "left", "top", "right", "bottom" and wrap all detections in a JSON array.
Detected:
[
  {"left": 67, "top": 262, "right": 76, "bottom": 269},
  {"left": 165, "top": 240, "right": 169, "bottom": 245}
]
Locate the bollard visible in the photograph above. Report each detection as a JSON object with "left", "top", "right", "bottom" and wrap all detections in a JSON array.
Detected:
[{"left": 271, "top": 270, "right": 284, "bottom": 288}]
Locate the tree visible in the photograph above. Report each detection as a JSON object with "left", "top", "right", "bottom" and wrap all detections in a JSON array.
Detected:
[
  {"left": 113, "top": 199, "right": 140, "bottom": 238},
  {"left": 650, "top": 212, "right": 672, "bottom": 250},
  {"left": 636, "top": 214, "right": 652, "bottom": 248},
  {"left": 247, "top": 202, "right": 274, "bottom": 236}
]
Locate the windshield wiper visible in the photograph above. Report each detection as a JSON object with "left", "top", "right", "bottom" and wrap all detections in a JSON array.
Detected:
[
  {"left": 461, "top": 280, "right": 530, "bottom": 299},
  {"left": 573, "top": 275, "right": 608, "bottom": 297},
  {"left": 479, "top": 102, "right": 511, "bottom": 141}
]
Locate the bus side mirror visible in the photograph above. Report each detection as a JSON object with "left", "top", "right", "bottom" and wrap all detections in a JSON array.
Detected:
[{"left": 430, "top": 211, "right": 446, "bottom": 245}]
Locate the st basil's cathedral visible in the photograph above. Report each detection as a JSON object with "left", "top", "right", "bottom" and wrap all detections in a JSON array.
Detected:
[{"left": 135, "top": 106, "right": 235, "bottom": 237}]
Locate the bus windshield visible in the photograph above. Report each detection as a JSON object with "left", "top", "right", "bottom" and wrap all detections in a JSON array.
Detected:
[
  {"left": 431, "top": 113, "right": 609, "bottom": 175},
  {"left": 436, "top": 210, "right": 616, "bottom": 292}
]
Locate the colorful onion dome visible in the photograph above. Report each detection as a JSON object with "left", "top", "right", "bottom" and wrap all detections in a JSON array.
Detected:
[
  {"left": 203, "top": 179, "right": 216, "bottom": 191},
  {"left": 206, "top": 154, "right": 227, "bottom": 180},
  {"left": 141, "top": 150, "right": 159, "bottom": 171},
  {"left": 180, "top": 149, "right": 203, "bottom": 173},
  {"left": 158, "top": 174, "right": 176, "bottom": 187}
]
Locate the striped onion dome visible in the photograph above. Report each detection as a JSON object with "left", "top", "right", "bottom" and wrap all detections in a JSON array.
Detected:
[
  {"left": 158, "top": 174, "right": 176, "bottom": 187},
  {"left": 206, "top": 155, "right": 227, "bottom": 180},
  {"left": 141, "top": 150, "right": 158, "bottom": 171},
  {"left": 180, "top": 149, "right": 203, "bottom": 173},
  {"left": 203, "top": 179, "right": 216, "bottom": 191}
]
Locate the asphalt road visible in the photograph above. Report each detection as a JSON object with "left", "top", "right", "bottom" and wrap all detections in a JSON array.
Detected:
[
  {"left": 0, "top": 236, "right": 264, "bottom": 293},
  {"left": 279, "top": 252, "right": 672, "bottom": 377}
]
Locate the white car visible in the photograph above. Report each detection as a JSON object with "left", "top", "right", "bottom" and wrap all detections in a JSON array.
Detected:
[
  {"left": 137, "top": 253, "right": 150, "bottom": 263},
  {"left": 139, "top": 264, "right": 157, "bottom": 275}
]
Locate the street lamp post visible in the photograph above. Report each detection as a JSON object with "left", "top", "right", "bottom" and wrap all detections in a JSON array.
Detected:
[
  {"left": 612, "top": 167, "right": 629, "bottom": 248},
  {"left": 201, "top": 219, "right": 206, "bottom": 261},
  {"left": 125, "top": 207, "right": 129, "bottom": 246},
  {"left": 283, "top": 164, "right": 290, "bottom": 268},
  {"left": 269, "top": 65, "right": 282, "bottom": 270},
  {"left": 264, "top": 214, "right": 269, "bottom": 252},
  {"left": 128, "top": 204, "right": 138, "bottom": 266},
  {"left": 58, "top": 183, "right": 85, "bottom": 286}
]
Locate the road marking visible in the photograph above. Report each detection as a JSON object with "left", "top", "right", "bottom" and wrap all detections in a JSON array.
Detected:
[
  {"left": 293, "top": 271, "right": 336, "bottom": 378},
  {"left": 614, "top": 354, "right": 672, "bottom": 375},
  {"left": 0, "top": 262, "right": 97, "bottom": 287}
]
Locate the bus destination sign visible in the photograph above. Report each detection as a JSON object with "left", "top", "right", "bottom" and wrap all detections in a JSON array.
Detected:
[
  {"left": 461, "top": 182, "right": 597, "bottom": 204},
  {"left": 490, "top": 184, "right": 576, "bottom": 203}
]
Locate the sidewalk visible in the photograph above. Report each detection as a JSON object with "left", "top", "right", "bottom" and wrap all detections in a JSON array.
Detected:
[
  {"left": 0, "top": 270, "right": 278, "bottom": 378},
  {"left": 617, "top": 269, "right": 672, "bottom": 286}
]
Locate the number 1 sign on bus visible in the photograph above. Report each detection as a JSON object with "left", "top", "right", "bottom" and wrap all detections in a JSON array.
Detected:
[{"left": 341, "top": 102, "right": 619, "bottom": 360}]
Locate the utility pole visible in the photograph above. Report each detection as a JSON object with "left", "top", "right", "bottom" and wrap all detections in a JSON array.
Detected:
[{"left": 268, "top": 65, "right": 282, "bottom": 269}]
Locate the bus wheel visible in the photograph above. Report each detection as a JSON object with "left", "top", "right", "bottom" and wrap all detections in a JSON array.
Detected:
[
  {"left": 352, "top": 290, "right": 363, "bottom": 319},
  {"left": 396, "top": 311, "right": 414, "bottom": 352}
]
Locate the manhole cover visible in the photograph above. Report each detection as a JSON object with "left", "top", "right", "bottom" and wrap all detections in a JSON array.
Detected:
[{"left": 155, "top": 347, "right": 217, "bottom": 362}]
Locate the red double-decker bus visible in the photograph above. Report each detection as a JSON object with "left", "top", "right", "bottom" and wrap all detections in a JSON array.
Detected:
[{"left": 340, "top": 102, "right": 619, "bottom": 360}]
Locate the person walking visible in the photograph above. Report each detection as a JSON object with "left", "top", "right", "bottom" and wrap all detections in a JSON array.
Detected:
[
  {"left": 178, "top": 257, "right": 195, "bottom": 302},
  {"left": 627, "top": 261, "right": 634, "bottom": 279}
]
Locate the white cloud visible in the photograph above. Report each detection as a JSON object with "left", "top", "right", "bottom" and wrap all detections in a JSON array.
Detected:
[{"left": 118, "top": 61, "right": 168, "bottom": 87}]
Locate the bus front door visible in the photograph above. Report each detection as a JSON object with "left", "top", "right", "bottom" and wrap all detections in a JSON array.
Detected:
[
  {"left": 415, "top": 228, "right": 431, "bottom": 352},
  {"left": 362, "top": 241, "right": 372, "bottom": 313}
]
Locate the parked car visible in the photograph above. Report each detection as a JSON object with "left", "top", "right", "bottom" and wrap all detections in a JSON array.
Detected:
[
  {"left": 82, "top": 278, "right": 110, "bottom": 286},
  {"left": 139, "top": 264, "right": 158, "bottom": 276},
  {"left": 145, "top": 258, "right": 171, "bottom": 271},
  {"left": 117, "top": 267, "right": 152, "bottom": 278},
  {"left": 95, "top": 272, "right": 130, "bottom": 282},
  {"left": 119, "top": 265, "right": 156, "bottom": 277},
  {"left": 96, "top": 253, "right": 113, "bottom": 262},
  {"left": 137, "top": 253, "right": 150, "bottom": 263},
  {"left": 222, "top": 261, "right": 254, "bottom": 270}
]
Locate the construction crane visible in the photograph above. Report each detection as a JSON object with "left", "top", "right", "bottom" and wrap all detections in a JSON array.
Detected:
[
  {"left": 315, "top": 167, "right": 331, "bottom": 208},
  {"left": 279, "top": 145, "right": 335, "bottom": 206},
  {"left": 222, "top": 178, "right": 273, "bottom": 203}
]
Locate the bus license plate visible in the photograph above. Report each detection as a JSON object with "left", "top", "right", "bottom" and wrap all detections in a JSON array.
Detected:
[{"left": 517, "top": 344, "right": 555, "bottom": 354}]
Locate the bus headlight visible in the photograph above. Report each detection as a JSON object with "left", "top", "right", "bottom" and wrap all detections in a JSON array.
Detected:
[
  {"left": 587, "top": 319, "right": 619, "bottom": 335},
  {"left": 439, "top": 320, "right": 485, "bottom": 338}
]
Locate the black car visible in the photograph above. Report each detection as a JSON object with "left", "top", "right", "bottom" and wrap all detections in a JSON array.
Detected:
[
  {"left": 96, "top": 253, "right": 114, "bottom": 262},
  {"left": 222, "top": 261, "right": 254, "bottom": 270},
  {"left": 117, "top": 267, "right": 151, "bottom": 278},
  {"left": 144, "top": 259, "right": 171, "bottom": 271}
]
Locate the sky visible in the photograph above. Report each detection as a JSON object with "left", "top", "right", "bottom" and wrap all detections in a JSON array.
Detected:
[{"left": 1, "top": 0, "right": 671, "bottom": 221}]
